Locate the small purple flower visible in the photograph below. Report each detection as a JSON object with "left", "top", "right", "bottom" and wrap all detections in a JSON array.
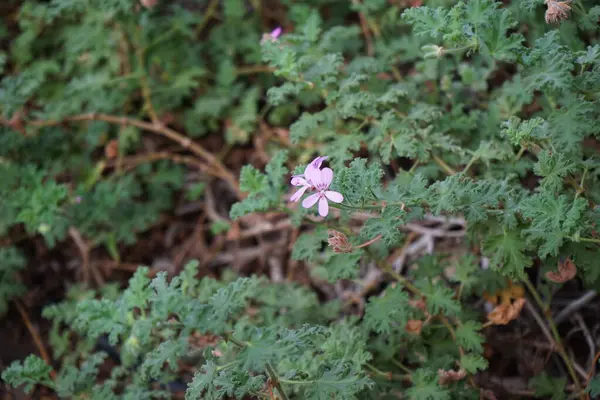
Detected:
[
  {"left": 300, "top": 166, "right": 343, "bottom": 217},
  {"left": 261, "top": 26, "right": 283, "bottom": 44},
  {"left": 290, "top": 156, "right": 328, "bottom": 202},
  {"left": 270, "top": 27, "right": 282, "bottom": 39}
]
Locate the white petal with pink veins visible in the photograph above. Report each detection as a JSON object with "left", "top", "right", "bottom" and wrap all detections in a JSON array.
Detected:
[
  {"left": 302, "top": 193, "right": 320, "bottom": 209},
  {"left": 319, "top": 168, "right": 333, "bottom": 187},
  {"left": 318, "top": 197, "right": 329, "bottom": 217},
  {"left": 325, "top": 191, "right": 343, "bottom": 203},
  {"left": 290, "top": 186, "right": 309, "bottom": 202}
]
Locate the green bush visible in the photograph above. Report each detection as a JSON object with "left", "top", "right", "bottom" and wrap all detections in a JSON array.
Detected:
[{"left": 2, "top": 0, "right": 600, "bottom": 398}]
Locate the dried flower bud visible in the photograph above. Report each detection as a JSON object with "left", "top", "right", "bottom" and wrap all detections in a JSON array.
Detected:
[
  {"left": 544, "top": 0, "right": 571, "bottom": 24},
  {"left": 104, "top": 139, "right": 119, "bottom": 159},
  {"left": 405, "top": 319, "right": 423, "bottom": 335},
  {"left": 327, "top": 230, "right": 353, "bottom": 253},
  {"left": 545, "top": 258, "right": 577, "bottom": 283},
  {"left": 140, "top": 0, "right": 158, "bottom": 8},
  {"left": 438, "top": 368, "right": 466, "bottom": 385}
]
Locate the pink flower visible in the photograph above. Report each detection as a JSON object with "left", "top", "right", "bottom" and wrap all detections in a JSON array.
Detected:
[
  {"left": 270, "top": 27, "right": 282, "bottom": 39},
  {"left": 290, "top": 156, "right": 328, "bottom": 202},
  {"left": 301, "top": 167, "right": 343, "bottom": 217},
  {"left": 261, "top": 26, "right": 283, "bottom": 44}
]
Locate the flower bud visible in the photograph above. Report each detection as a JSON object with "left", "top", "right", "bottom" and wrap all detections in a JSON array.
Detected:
[{"left": 422, "top": 44, "right": 444, "bottom": 59}]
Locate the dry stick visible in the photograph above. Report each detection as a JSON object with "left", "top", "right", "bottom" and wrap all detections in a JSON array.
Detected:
[
  {"left": 68, "top": 227, "right": 91, "bottom": 285},
  {"left": 14, "top": 300, "right": 57, "bottom": 380},
  {"left": 523, "top": 278, "right": 585, "bottom": 400},
  {"left": 554, "top": 290, "right": 597, "bottom": 325},
  {"left": 104, "top": 151, "right": 213, "bottom": 173},
  {"left": 19, "top": 114, "right": 242, "bottom": 198}
]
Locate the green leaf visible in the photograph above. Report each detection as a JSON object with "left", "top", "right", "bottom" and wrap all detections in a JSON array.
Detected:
[
  {"left": 483, "top": 229, "right": 532, "bottom": 278},
  {"left": 405, "top": 368, "right": 450, "bottom": 400},
  {"left": 363, "top": 285, "right": 410, "bottom": 333},
  {"left": 140, "top": 340, "right": 187, "bottom": 381},
  {"left": 455, "top": 321, "right": 484, "bottom": 353},
  {"left": 302, "top": 361, "right": 373, "bottom": 400},
  {"left": 459, "top": 353, "right": 488, "bottom": 374},
  {"left": 291, "top": 227, "right": 328, "bottom": 262},
  {"left": 239, "top": 165, "right": 268, "bottom": 193},
  {"left": 336, "top": 158, "right": 383, "bottom": 206},
  {"left": 533, "top": 150, "right": 577, "bottom": 192},
  {"left": 416, "top": 280, "right": 461, "bottom": 317},
  {"left": 316, "top": 252, "right": 363, "bottom": 283},
  {"left": 587, "top": 374, "right": 600, "bottom": 398},
  {"left": 186, "top": 361, "right": 219, "bottom": 400},
  {"left": 0, "top": 246, "right": 26, "bottom": 316},
  {"left": 530, "top": 372, "right": 567, "bottom": 400},
  {"left": 520, "top": 194, "right": 587, "bottom": 258},
  {"left": 2, "top": 355, "right": 54, "bottom": 393}
]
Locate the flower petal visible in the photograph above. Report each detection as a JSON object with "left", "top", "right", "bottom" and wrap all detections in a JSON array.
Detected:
[
  {"left": 305, "top": 165, "right": 322, "bottom": 187},
  {"left": 318, "top": 197, "right": 329, "bottom": 217},
  {"left": 290, "top": 176, "right": 308, "bottom": 187},
  {"left": 319, "top": 168, "right": 333, "bottom": 188},
  {"left": 302, "top": 193, "right": 320, "bottom": 209},
  {"left": 311, "top": 155, "right": 328, "bottom": 168},
  {"left": 290, "top": 186, "right": 309, "bottom": 202},
  {"left": 325, "top": 191, "right": 343, "bottom": 203},
  {"left": 270, "top": 27, "right": 282, "bottom": 39},
  {"left": 304, "top": 156, "right": 328, "bottom": 176}
]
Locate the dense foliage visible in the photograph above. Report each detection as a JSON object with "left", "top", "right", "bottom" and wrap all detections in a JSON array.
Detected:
[{"left": 1, "top": 0, "right": 600, "bottom": 398}]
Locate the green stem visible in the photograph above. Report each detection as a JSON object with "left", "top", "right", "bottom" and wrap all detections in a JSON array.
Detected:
[
  {"left": 522, "top": 278, "right": 584, "bottom": 398},
  {"left": 365, "top": 363, "right": 411, "bottom": 381},
  {"left": 266, "top": 362, "right": 290, "bottom": 400},
  {"left": 223, "top": 333, "right": 290, "bottom": 400},
  {"left": 575, "top": 169, "right": 588, "bottom": 199},
  {"left": 216, "top": 360, "right": 241, "bottom": 371},
  {"left": 462, "top": 155, "right": 478, "bottom": 175},
  {"left": 432, "top": 154, "right": 457, "bottom": 175},
  {"left": 391, "top": 359, "right": 412, "bottom": 374},
  {"left": 566, "top": 235, "right": 600, "bottom": 244},
  {"left": 223, "top": 333, "right": 247, "bottom": 348},
  {"left": 515, "top": 146, "right": 527, "bottom": 161}
]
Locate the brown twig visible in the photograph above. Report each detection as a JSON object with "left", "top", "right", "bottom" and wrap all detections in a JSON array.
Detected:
[
  {"left": 68, "top": 227, "right": 104, "bottom": 286},
  {"left": 2, "top": 113, "right": 242, "bottom": 198},
  {"left": 14, "top": 300, "right": 57, "bottom": 380},
  {"left": 104, "top": 151, "right": 212, "bottom": 173}
]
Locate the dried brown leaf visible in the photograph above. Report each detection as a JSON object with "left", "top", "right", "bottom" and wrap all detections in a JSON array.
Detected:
[
  {"left": 544, "top": 0, "right": 571, "bottom": 24},
  {"left": 487, "top": 298, "right": 526, "bottom": 325},
  {"left": 545, "top": 258, "right": 576, "bottom": 283}
]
